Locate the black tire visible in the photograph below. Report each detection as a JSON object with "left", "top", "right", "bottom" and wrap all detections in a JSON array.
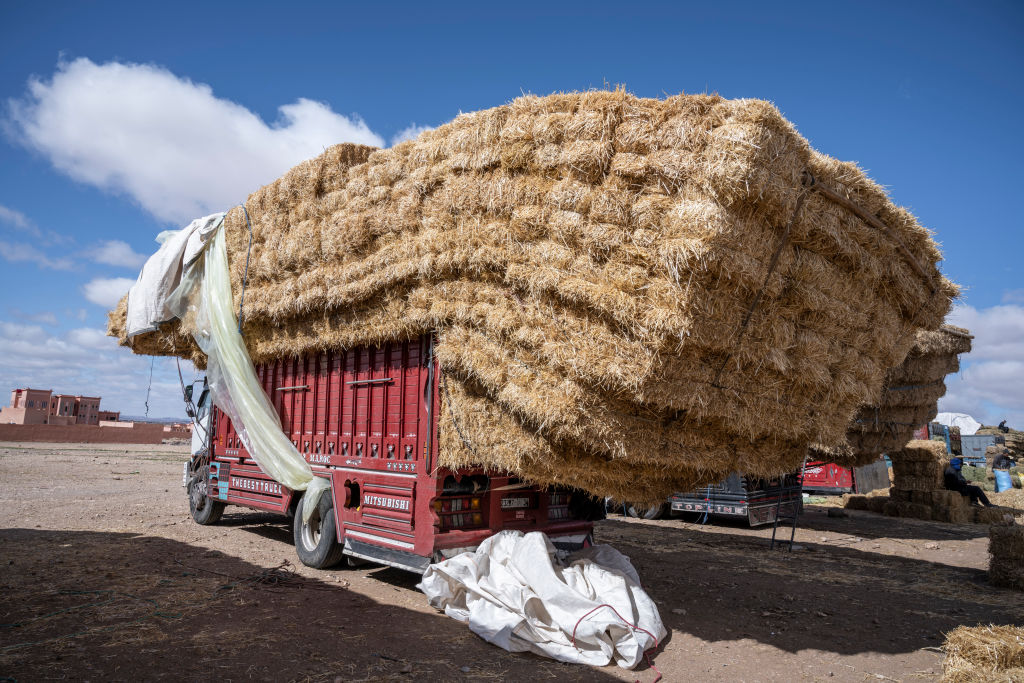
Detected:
[
  {"left": 625, "top": 502, "right": 668, "bottom": 520},
  {"left": 293, "top": 490, "right": 344, "bottom": 569},
  {"left": 188, "top": 464, "right": 225, "bottom": 525}
]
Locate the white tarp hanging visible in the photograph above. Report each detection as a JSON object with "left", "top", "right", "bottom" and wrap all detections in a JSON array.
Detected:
[
  {"left": 935, "top": 412, "right": 982, "bottom": 436},
  {"left": 418, "top": 530, "right": 665, "bottom": 670},
  {"left": 126, "top": 213, "right": 225, "bottom": 337},
  {"left": 154, "top": 218, "right": 330, "bottom": 521}
]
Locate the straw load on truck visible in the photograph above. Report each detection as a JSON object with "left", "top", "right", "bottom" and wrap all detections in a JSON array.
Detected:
[
  {"left": 108, "top": 90, "right": 957, "bottom": 502},
  {"left": 813, "top": 325, "right": 972, "bottom": 469}
]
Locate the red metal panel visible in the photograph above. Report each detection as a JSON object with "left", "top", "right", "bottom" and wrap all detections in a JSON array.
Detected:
[{"left": 207, "top": 334, "right": 592, "bottom": 560}]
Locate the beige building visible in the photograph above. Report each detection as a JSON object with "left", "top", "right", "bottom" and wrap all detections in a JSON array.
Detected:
[
  {"left": 0, "top": 388, "right": 52, "bottom": 424},
  {"left": 1, "top": 388, "right": 106, "bottom": 425}
]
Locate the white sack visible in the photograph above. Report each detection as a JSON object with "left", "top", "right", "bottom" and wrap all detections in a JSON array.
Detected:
[
  {"left": 167, "top": 222, "right": 329, "bottom": 520},
  {"left": 126, "top": 213, "right": 224, "bottom": 337},
  {"left": 418, "top": 530, "right": 665, "bottom": 669}
]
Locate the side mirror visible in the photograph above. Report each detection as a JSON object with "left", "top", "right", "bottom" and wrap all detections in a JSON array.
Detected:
[
  {"left": 184, "top": 385, "right": 194, "bottom": 402},
  {"left": 185, "top": 405, "right": 195, "bottom": 418}
]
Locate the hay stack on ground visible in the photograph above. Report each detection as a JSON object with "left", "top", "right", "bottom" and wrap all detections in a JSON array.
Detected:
[
  {"left": 989, "top": 521, "right": 1024, "bottom": 590},
  {"left": 107, "top": 90, "right": 956, "bottom": 501},
  {"left": 854, "top": 440, "right": 979, "bottom": 523},
  {"left": 849, "top": 440, "right": 1016, "bottom": 523},
  {"left": 979, "top": 424, "right": 1024, "bottom": 462},
  {"left": 814, "top": 325, "right": 971, "bottom": 468},
  {"left": 942, "top": 625, "right": 1024, "bottom": 682}
]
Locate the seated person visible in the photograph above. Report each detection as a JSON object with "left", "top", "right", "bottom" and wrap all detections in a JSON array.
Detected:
[
  {"left": 992, "top": 450, "right": 1015, "bottom": 471},
  {"left": 943, "top": 457, "right": 995, "bottom": 507}
]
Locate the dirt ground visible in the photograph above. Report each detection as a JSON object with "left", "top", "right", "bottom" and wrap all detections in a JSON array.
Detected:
[{"left": 1, "top": 442, "right": 1022, "bottom": 682}]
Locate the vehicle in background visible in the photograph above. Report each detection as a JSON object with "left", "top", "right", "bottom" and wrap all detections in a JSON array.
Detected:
[
  {"left": 801, "top": 459, "right": 890, "bottom": 495},
  {"left": 184, "top": 335, "right": 598, "bottom": 574},
  {"left": 668, "top": 472, "right": 803, "bottom": 527},
  {"left": 961, "top": 434, "right": 1003, "bottom": 468},
  {"left": 927, "top": 422, "right": 963, "bottom": 457}
]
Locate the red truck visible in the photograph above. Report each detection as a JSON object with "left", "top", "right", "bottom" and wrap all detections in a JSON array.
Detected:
[{"left": 184, "top": 335, "right": 596, "bottom": 573}]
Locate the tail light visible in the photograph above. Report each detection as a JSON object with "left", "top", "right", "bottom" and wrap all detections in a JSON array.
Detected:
[{"left": 433, "top": 497, "right": 483, "bottom": 529}]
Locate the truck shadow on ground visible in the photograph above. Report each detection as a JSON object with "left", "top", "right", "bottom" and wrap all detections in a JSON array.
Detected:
[
  {"left": 213, "top": 507, "right": 1023, "bottom": 661},
  {"left": 597, "top": 516, "right": 1024, "bottom": 657},
  {"left": 750, "top": 505, "right": 995, "bottom": 541},
  {"left": 0, "top": 528, "right": 621, "bottom": 682}
]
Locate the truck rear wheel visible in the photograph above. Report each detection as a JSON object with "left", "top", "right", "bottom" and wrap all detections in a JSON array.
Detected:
[
  {"left": 624, "top": 502, "right": 668, "bottom": 520},
  {"left": 188, "top": 464, "right": 225, "bottom": 525},
  {"left": 293, "top": 491, "right": 344, "bottom": 569}
]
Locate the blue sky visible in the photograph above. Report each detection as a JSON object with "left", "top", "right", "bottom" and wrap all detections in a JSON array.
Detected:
[{"left": 0, "top": 0, "right": 1021, "bottom": 423}]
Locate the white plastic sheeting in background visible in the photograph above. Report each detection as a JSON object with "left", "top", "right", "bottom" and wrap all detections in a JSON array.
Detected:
[
  {"left": 935, "top": 412, "right": 982, "bottom": 436},
  {"left": 165, "top": 221, "right": 330, "bottom": 521},
  {"left": 418, "top": 530, "right": 666, "bottom": 669}
]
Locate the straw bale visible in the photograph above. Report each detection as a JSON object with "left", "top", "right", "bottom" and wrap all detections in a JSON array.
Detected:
[
  {"left": 844, "top": 495, "right": 869, "bottom": 510},
  {"left": 894, "top": 440, "right": 948, "bottom": 462},
  {"left": 938, "top": 504, "right": 975, "bottom": 525},
  {"left": 816, "top": 327, "right": 969, "bottom": 467},
  {"left": 942, "top": 625, "right": 1024, "bottom": 683},
  {"left": 910, "top": 490, "right": 934, "bottom": 505},
  {"left": 976, "top": 507, "right": 1015, "bottom": 525},
  {"left": 867, "top": 496, "right": 890, "bottom": 514},
  {"left": 106, "top": 91, "right": 957, "bottom": 498},
  {"left": 989, "top": 564, "right": 1024, "bottom": 591},
  {"left": 883, "top": 500, "right": 901, "bottom": 517},
  {"left": 990, "top": 523, "right": 1024, "bottom": 559},
  {"left": 894, "top": 501, "right": 933, "bottom": 520},
  {"left": 890, "top": 487, "right": 913, "bottom": 502}
]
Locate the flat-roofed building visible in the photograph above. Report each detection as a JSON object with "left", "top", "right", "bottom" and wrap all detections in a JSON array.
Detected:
[{"left": 0, "top": 388, "right": 52, "bottom": 424}]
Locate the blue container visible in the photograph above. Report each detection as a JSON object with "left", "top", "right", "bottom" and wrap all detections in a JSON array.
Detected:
[{"left": 995, "top": 469, "right": 1013, "bottom": 493}]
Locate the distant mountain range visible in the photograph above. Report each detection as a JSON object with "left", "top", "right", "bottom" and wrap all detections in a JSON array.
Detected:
[{"left": 120, "top": 415, "right": 189, "bottom": 424}]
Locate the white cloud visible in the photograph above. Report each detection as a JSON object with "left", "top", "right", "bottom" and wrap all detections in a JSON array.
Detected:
[
  {"left": 947, "top": 302, "right": 1024, "bottom": 362},
  {"left": 86, "top": 240, "right": 147, "bottom": 269},
  {"left": 82, "top": 276, "right": 135, "bottom": 308},
  {"left": 8, "top": 308, "right": 58, "bottom": 326},
  {"left": 0, "top": 204, "right": 73, "bottom": 245},
  {"left": 938, "top": 301, "right": 1024, "bottom": 428},
  {"left": 1003, "top": 289, "right": 1024, "bottom": 305},
  {"left": 0, "top": 204, "right": 33, "bottom": 232},
  {"left": 391, "top": 123, "right": 434, "bottom": 146},
  {"left": 7, "top": 58, "right": 385, "bottom": 225},
  {"left": 67, "top": 327, "right": 118, "bottom": 350},
  {"left": 0, "top": 240, "right": 73, "bottom": 270},
  {"left": 0, "top": 321, "right": 191, "bottom": 418}
]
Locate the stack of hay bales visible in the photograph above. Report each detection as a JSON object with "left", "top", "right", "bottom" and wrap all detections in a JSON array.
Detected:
[
  {"left": 978, "top": 424, "right": 1024, "bottom": 462},
  {"left": 813, "top": 325, "right": 972, "bottom": 469},
  {"left": 884, "top": 439, "right": 970, "bottom": 521},
  {"left": 989, "top": 520, "right": 1024, "bottom": 590},
  {"left": 850, "top": 440, "right": 1014, "bottom": 524},
  {"left": 107, "top": 91, "right": 956, "bottom": 502},
  {"left": 942, "top": 624, "right": 1024, "bottom": 682}
]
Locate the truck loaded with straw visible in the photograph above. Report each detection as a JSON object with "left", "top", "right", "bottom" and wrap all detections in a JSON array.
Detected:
[{"left": 108, "top": 90, "right": 958, "bottom": 571}]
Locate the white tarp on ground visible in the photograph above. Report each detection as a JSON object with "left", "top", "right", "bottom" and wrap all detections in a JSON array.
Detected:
[
  {"left": 935, "top": 412, "right": 982, "bottom": 436},
  {"left": 132, "top": 216, "right": 329, "bottom": 520},
  {"left": 418, "top": 530, "right": 666, "bottom": 669}
]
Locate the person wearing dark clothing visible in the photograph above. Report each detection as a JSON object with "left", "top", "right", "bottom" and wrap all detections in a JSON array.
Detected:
[
  {"left": 944, "top": 457, "right": 994, "bottom": 507},
  {"left": 993, "top": 451, "right": 1015, "bottom": 471},
  {"left": 998, "top": 420, "right": 1009, "bottom": 434}
]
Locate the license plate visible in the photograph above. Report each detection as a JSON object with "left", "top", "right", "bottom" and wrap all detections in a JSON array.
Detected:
[
  {"left": 182, "top": 462, "right": 189, "bottom": 488},
  {"left": 501, "top": 496, "right": 530, "bottom": 509}
]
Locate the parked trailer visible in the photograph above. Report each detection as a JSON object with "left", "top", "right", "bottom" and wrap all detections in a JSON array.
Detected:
[
  {"left": 800, "top": 459, "right": 890, "bottom": 495},
  {"left": 668, "top": 472, "right": 803, "bottom": 527},
  {"left": 961, "top": 434, "right": 1001, "bottom": 468},
  {"left": 185, "top": 335, "right": 596, "bottom": 573}
]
